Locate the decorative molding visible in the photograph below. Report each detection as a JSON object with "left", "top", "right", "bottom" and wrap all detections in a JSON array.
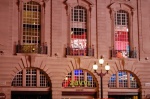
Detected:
[
  {"left": 74, "top": 57, "right": 80, "bottom": 68},
  {"left": 64, "top": 0, "right": 94, "bottom": 11},
  {"left": 18, "top": 0, "right": 49, "bottom": 5},
  {"left": 111, "top": 0, "right": 131, "bottom": 3},
  {"left": 108, "top": 1, "right": 135, "bottom": 12},
  {"left": 65, "top": 0, "right": 94, "bottom": 6}
]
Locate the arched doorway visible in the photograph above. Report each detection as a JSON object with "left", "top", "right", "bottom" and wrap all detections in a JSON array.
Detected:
[
  {"left": 108, "top": 71, "right": 141, "bottom": 99},
  {"left": 11, "top": 68, "right": 52, "bottom": 99},
  {"left": 62, "top": 69, "right": 98, "bottom": 99}
]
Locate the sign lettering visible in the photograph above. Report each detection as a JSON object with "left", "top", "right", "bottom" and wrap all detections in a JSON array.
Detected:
[{"left": 70, "top": 80, "right": 90, "bottom": 86}]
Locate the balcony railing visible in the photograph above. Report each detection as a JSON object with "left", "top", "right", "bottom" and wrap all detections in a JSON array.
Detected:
[
  {"left": 16, "top": 44, "right": 47, "bottom": 54},
  {"left": 66, "top": 46, "right": 94, "bottom": 56},
  {"left": 110, "top": 47, "right": 137, "bottom": 58}
]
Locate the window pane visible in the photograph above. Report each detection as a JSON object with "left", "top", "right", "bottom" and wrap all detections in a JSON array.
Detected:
[
  {"left": 130, "top": 74, "right": 138, "bottom": 88},
  {"left": 11, "top": 71, "right": 23, "bottom": 86},
  {"left": 26, "top": 68, "right": 37, "bottom": 86},
  {"left": 109, "top": 74, "right": 116, "bottom": 88},
  {"left": 40, "top": 71, "right": 50, "bottom": 87},
  {"left": 118, "top": 71, "right": 128, "bottom": 88}
]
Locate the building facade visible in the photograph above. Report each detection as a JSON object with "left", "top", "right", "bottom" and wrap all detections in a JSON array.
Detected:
[{"left": 0, "top": 0, "right": 150, "bottom": 99}]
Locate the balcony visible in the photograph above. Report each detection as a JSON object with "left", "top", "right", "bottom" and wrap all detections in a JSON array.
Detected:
[
  {"left": 66, "top": 46, "right": 94, "bottom": 56},
  {"left": 110, "top": 48, "right": 137, "bottom": 58},
  {"left": 16, "top": 44, "right": 47, "bottom": 54}
]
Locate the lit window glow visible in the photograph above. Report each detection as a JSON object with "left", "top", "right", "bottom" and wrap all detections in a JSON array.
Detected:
[{"left": 114, "top": 10, "right": 130, "bottom": 58}]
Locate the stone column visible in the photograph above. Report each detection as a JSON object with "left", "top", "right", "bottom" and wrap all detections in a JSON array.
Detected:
[{"left": 51, "top": 77, "right": 63, "bottom": 99}]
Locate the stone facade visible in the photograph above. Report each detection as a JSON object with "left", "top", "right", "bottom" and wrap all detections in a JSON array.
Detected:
[{"left": 0, "top": 0, "right": 150, "bottom": 99}]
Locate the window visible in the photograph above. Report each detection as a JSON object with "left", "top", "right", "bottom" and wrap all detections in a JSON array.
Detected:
[
  {"left": 108, "top": 71, "right": 138, "bottom": 88},
  {"left": 109, "top": 3, "right": 137, "bottom": 58},
  {"left": 23, "top": 1, "right": 41, "bottom": 45},
  {"left": 16, "top": 1, "right": 47, "bottom": 54},
  {"left": 114, "top": 10, "right": 130, "bottom": 58},
  {"left": 62, "top": 69, "right": 96, "bottom": 88},
  {"left": 70, "top": 6, "right": 87, "bottom": 56},
  {"left": 12, "top": 68, "right": 50, "bottom": 87},
  {"left": 65, "top": 0, "right": 94, "bottom": 56}
]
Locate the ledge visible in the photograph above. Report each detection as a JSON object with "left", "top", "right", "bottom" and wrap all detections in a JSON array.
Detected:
[
  {"left": 16, "top": 53, "right": 48, "bottom": 57},
  {"left": 66, "top": 55, "right": 95, "bottom": 59}
]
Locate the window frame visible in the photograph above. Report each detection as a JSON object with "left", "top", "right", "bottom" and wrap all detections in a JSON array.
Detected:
[
  {"left": 11, "top": 68, "right": 50, "bottom": 87},
  {"left": 62, "top": 69, "right": 97, "bottom": 88},
  {"left": 18, "top": 0, "right": 46, "bottom": 45},
  {"left": 65, "top": 0, "right": 93, "bottom": 56},
  {"left": 108, "top": 71, "right": 138, "bottom": 89},
  {"left": 70, "top": 5, "right": 88, "bottom": 56},
  {"left": 109, "top": 3, "right": 135, "bottom": 58}
]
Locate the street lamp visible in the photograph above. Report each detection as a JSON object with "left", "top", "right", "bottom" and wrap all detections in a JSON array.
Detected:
[{"left": 93, "top": 56, "right": 110, "bottom": 99}]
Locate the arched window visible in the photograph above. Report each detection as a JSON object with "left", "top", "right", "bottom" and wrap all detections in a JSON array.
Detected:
[
  {"left": 108, "top": 71, "right": 138, "bottom": 88},
  {"left": 70, "top": 6, "right": 87, "bottom": 56},
  {"left": 62, "top": 69, "right": 97, "bottom": 88},
  {"left": 12, "top": 68, "right": 50, "bottom": 87}
]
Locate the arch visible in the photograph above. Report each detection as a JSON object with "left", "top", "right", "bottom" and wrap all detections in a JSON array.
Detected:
[
  {"left": 108, "top": 70, "right": 140, "bottom": 88},
  {"left": 11, "top": 67, "right": 51, "bottom": 87},
  {"left": 104, "top": 59, "right": 142, "bottom": 87},
  {"left": 108, "top": 70, "right": 141, "bottom": 99},
  {"left": 62, "top": 69, "right": 98, "bottom": 98}
]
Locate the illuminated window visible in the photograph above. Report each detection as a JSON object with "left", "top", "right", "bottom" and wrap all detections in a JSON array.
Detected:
[
  {"left": 62, "top": 69, "right": 96, "bottom": 88},
  {"left": 109, "top": 71, "right": 138, "bottom": 88},
  {"left": 114, "top": 10, "right": 130, "bottom": 58},
  {"left": 23, "top": 1, "right": 41, "bottom": 45},
  {"left": 109, "top": 3, "right": 137, "bottom": 58},
  {"left": 12, "top": 68, "right": 50, "bottom": 87},
  {"left": 130, "top": 74, "right": 137, "bottom": 88},
  {"left": 118, "top": 71, "right": 128, "bottom": 88},
  {"left": 70, "top": 6, "right": 87, "bottom": 56},
  {"left": 16, "top": 1, "right": 48, "bottom": 54},
  {"left": 87, "top": 73, "right": 97, "bottom": 87},
  {"left": 108, "top": 74, "right": 116, "bottom": 88}
]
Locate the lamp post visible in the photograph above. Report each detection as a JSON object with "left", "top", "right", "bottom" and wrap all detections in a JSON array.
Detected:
[{"left": 93, "top": 56, "right": 110, "bottom": 99}]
